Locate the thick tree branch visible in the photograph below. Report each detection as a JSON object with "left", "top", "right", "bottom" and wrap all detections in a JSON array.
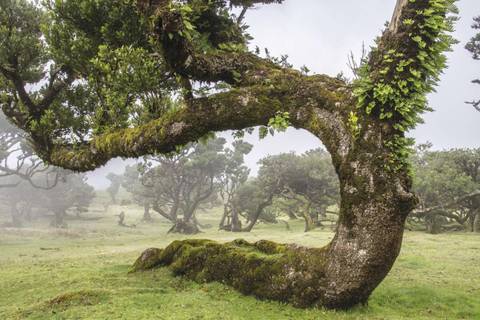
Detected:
[{"left": 44, "top": 72, "right": 351, "bottom": 172}]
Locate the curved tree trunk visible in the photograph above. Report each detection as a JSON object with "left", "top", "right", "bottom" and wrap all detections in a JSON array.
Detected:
[
  {"left": 302, "top": 203, "right": 315, "bottom": 232},
  {"left": 219, "top": 205, "right": 229, "bottom": 229},
  {"left": 241, "top": 195, "right": 274, "bottom": 232},
  {"left": 133, "top": 142, "right": 416, "bottom": 309}
]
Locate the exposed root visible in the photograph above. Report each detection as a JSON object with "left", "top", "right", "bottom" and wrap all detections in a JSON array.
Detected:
[
  {"left": 131, "top": 239, "right": 329, "bottom": 308},
  {"left": 167, "top": 220, "right": 201, "bottom": 234}
]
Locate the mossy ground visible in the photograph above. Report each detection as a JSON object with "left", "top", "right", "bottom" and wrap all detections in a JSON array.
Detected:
[{"left": 0, "top": 193, "right": 479, "bottom": 319}]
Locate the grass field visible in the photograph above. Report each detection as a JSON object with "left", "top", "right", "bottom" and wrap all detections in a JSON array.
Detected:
[{"left": 0, "top": 199, "right": 479, "bottom": 320}]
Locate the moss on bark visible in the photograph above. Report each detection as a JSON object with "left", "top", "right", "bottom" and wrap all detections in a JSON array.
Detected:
[{"left": 131, "top": 239, "right": 330, "bottom": 308}]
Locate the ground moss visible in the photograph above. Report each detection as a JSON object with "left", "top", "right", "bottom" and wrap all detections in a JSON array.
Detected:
[
  {"left": 131, "top": 247, "right": 164, "bottom": 272},
  {"left": 132, "top": 238, "right": 329, "bottom": 308}
]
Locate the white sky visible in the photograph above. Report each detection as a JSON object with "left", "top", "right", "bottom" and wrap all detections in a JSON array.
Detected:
[{"left": 68, "top": 0, "right": 480, "bottom": 188}]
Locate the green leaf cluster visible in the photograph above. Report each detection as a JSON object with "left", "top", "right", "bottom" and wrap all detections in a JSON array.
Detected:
[{"left": 353, "top": 0, "right": 458, "bottom": 172}]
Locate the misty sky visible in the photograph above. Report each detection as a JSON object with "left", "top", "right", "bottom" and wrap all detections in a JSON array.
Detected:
[{"left": 18, "top": 0, "right": 480, "bottom": 188}]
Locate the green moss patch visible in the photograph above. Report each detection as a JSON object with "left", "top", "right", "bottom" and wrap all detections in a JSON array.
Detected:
[{"left": 132, "top": 239, "right": 330, "bottom": 308}]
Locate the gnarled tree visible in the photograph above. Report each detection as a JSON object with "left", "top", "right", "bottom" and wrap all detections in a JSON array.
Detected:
[
  {"left": 218, "top": 140, "right": 253, "bottom": 232},
  {"left": 139, "top": 137, "right": 226, "bottom": 233},
  {"left": 122, "top": 164, "right": 156, "bottom": 222},
  {"left": 0, "top": 0, "right": 457, "bottom": 309},
  {"left": 257, "top": 149, "right": 340, "bottom": 232}
]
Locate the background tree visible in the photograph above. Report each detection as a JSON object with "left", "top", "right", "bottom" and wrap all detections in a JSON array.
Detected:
[
  {"left": 41, "top": 172, "right": 95, "bottom": 228},
  {"left": 0, "top": 114, "right": 59, "bottom": 189},
  {"left": 140, "top": 137, "right": 227, "bottom": 234},
  {"left": 218, "top": 140, "right": 253, "bottom": 231},
  {"left": 0, "top": 176, "right": 37, "bottom": 227},
  {"left": 466, "top": 15, "right": 480, "bottom": 111},
  {"left": 0, "top": 170, "right": 94, "bottom": 228},
  {"left": 122, "top": 164, "right": 156, "bottom": 222},
  {"left": 106, "top": 172, "right": 122, "bottom": 204},
  {"left": 247, "top": 150, "right": 339, "bottom": 232},
  {"left": 0, "top": 0, "right": 458, "bottom": 309},
  {"left": 411, "top": 145, "right": 480, "bottom": 233}
]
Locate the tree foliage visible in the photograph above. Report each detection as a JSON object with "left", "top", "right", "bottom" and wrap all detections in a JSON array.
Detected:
[
  {"left": 128, "top": 137, "right": 227, "bottom": 233},
  {"left": 218, "top": 140, "right": 253, "bottom": 231},
  {"left": 245, "top": 149, "right": 339, "bottom": 232},
  {"left": 411, "top": 145, "right": 480, "bottom": 233},
  {"left": 106, "top": 172, "right": 123, "bottom": 204},
  {"left": 466, "top": 15, "right": 480, "bottom": 111}
]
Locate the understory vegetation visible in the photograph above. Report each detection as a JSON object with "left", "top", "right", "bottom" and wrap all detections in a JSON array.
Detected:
[{"left": 0, "top": 197, "right": 479, "bottom": 320}]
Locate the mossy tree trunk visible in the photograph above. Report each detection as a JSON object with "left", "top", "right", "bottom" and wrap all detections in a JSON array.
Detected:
[{"left": 132, "top": 115, "right": 417, "bottom": 308}]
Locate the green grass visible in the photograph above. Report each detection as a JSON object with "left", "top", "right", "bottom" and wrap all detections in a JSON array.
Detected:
[{"left": 0, "top": 201, "right": 479, "bottom": 320}]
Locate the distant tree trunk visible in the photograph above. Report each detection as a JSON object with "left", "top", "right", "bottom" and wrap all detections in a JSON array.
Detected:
[
  {"left": 230, "top": 207, "right": 242, "bottom": 232},
  {"left": 168, "top": 218, "right": 200, "bottom": 234},
  {"left": 474, "top": 210, "right": 480, "bottom": 233},
  {"left": 143, "top": 202, "right": 153, "bottom": 222},
  {"left": 10, "top": 204, "right": 22, "bottom": 228},
  {"left": 219, "top": 204, "right": 229, "bottom": 229},
  {"left": 50, "top": 209, "right": 67, "bottom": 228},
  {"left": 302, "top": 204, "right": 316, "bottom": 232},
  {"left": 24, "top": 204, "right": 33, "bottom": 222},
  {"left": 168, "top": 205, "right": 201, "bottom": 234},
  {"left": 303, "top": 216, "right": 315, "bottom": 232},
  {"left": 169, "top": 185, "right": 215, "bottom": 234},
  {"left": 241, "top": 195, "right": 274, "bottom": 232},
  {"left": 426, "top": 214, "right": 441, "bottom": 234}
]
